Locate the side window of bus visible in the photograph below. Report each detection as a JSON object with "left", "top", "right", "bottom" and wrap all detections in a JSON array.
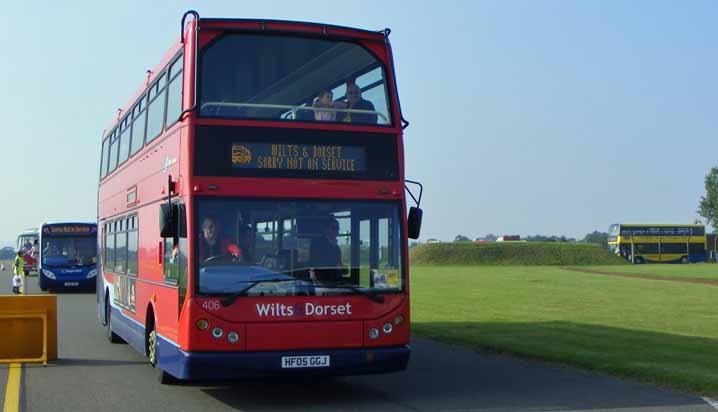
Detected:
[
  {"left": 115, "top": 219, "right": 127, "bottom": 274},
  {"left": 101, "top": 223, "right": 107, "bottom": 269},
  {"left": 166, "top": 54, "right": 184, "bottom": 128},
  {"left": 100, "top": 137, "right": 109, "bottom": 178},
  {"left": 127, "top": 216, "right": 138, "bottom": 276},
  {"left": 130, "top": 98, "right": 146, "bottom": 156},
  {"left": 146, "top": 73, "right": 167, "bottom": 144},
  {"left": 108, "top": 129, "right": 119, "bottom": 174},
  {"left": 118, "top": 116, "right": 131, "bottom": 166},
  {"left": 105, "top": 221, "right": 116, "bottom": 272},
  {"left": 689, "top": 243, "right": 705, "bottom": 254}
]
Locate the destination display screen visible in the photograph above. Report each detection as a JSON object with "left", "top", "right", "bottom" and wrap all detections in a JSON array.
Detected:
[
  {"left": 621, "top": 226, "right": 704, "bottom": 237},
  {"left": 44, "top": 225, "right": 97, "bottom": 235},
  {"left": 195, "top": 126, "right": 398, "bottom": 180},
  {"left": 231, "top": 143, "right": 366, "bottom": 173}
]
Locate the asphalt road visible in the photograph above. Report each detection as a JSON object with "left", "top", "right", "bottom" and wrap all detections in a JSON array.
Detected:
[{"left": 0, "top": 273, "right": 715, "bottom": 412}]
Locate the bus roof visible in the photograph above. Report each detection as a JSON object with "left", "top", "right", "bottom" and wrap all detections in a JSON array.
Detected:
[
  {"left": 41, "top": 221, "right": 97, "bottom": 227},
  {"left": 199, "top": 17, "right": 388, "bottom": 41},
  {"left": 616, "top": 223, "right": 704, "bottom": 227}
]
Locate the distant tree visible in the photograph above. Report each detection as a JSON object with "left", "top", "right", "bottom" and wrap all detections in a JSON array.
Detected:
[
  {"left": 454, "top": 235, "right": 472, "bottom": 242},
  {"left": 484, "top": 234, "right": 497, "bottom": 241},
  {"left": 582, "top": 231, "right": 609, "bottom": 248},
  {"left": 526, "top": 234, "right": 574, "bottom": 243},
  {"left": 698, "top": 166, "right": 718, "bottom": 231},
  {"left": 409, "top": 241, "right": 420, "bottom": 248},
  {"left": 526, "top": 235, "right": 553, "bottom": 242},
  {"left": 0, "top": 247, "right": 15, "bottom": 260}
]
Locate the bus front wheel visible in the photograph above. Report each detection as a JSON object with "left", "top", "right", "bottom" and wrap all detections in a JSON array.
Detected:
[
  {"left": 147, "top": 319, "right": 178, "bottom": 384},
  {"left": 680, "top": 256, "right": 689, "bottom": 264}
]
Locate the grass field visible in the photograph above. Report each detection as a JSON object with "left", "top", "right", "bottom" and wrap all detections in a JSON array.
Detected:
[
  {"left": 410, "top": 265, "right": 718, "bottom": 395},
  {"left": 571, "top": 263, "right": 718, "bottom": 282}
]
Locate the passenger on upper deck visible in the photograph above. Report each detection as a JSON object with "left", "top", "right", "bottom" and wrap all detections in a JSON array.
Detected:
[
  {"left": 339, "top": 82, "right": 377, "bottom": 124},
  {"left": 312, "top": 90, "right": 343, "bottom": 122},
  {"left": 198, "top": 216, "right": 241, "bottom": 263}
]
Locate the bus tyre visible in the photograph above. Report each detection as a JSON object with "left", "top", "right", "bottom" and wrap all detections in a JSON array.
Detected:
[
  {"left": 681, "top": 256, "right": 689, "bottom": 264},
  {"left": 106, "top": 302, "right": 123, "bottom": 344},
  {"left": 634, "top": 257, "right": 644, "bottom": 264},
  {"left": 148, "top": 328, "right": 178, "bottom": 385}
]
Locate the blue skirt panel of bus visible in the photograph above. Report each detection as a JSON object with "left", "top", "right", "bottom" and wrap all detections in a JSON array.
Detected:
[
  {"left": 109, "top": 305, "right": 147, "bottom": 356},
  {"left": 155, "top": 334, "right": 410, "bottom": 380}
]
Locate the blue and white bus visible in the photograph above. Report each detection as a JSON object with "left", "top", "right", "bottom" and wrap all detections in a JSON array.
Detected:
[{"left": 38, "top": 222, "right": 98, "bottom": 291}]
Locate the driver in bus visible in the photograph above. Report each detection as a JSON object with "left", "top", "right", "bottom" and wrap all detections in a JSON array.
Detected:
[
  {"left": 309, "top": 217, "right": 345, "bottom": 282},
  {"left": 238, "top": 225, "right": 256, "bottom": 264},
  {"left": 198, "top": 216, "right": 240, "bottom": 262},
  {"left": 43, "top": 241, "right": 60, "bottom": 256},
  {"left": 30, "top": 239, "right": 39, "bottom": 259}
]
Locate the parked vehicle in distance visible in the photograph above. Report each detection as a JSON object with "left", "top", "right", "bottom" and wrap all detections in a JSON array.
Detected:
[
  {"left": 608, "top": 224, "right": 707, "bottom": 264},
  {"left": 38, "top": 222, "right": 98, "bottom": 291},
  {"left": 16, "top": 228, "right": 39, "bottom": 276}
]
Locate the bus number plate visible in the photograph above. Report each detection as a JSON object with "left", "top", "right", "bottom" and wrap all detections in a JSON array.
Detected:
[
  {"left": 281, "top": 355, "right": 330, "bottom": 368},
  {"left": 64, "top": 282, "right": 79, "bottom": 287}
]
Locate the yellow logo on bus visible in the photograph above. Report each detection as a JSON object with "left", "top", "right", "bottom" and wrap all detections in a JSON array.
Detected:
[{"left": 232, "top": 145, "right": 252, "bottom": 165}]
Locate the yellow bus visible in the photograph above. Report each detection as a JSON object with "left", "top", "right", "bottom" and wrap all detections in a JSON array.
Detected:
[{"left": 607, "top": 224, "right": 707, "bottom": 264}]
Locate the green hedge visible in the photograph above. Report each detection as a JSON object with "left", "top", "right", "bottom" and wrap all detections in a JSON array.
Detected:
[{"left": 410, "top": 242, "right": 627, "bottom": 266}]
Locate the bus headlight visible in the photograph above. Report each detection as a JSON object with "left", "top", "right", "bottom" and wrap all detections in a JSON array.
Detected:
[
  {"left": 368, "top": 328, "right": 380, "bottom": 340},
  {"left": 86, "top": 269, "right": 97, "bottom": 279},
  {"left": 196, "top": 319, "right": 209, "bottom": 330},
  {"left": 383, "top": 323, "right": 393, "bottom": 334},
  {"left": 227, "top": 331, "right": 239, "bottom": 343},
  {"left": 42, "top": 269, "right": 56, "bottom": 279}
]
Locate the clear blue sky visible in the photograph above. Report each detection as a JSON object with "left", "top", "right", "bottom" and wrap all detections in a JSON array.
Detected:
[{"left": 0, "top": 0, "right": 716, "bottom": 244}]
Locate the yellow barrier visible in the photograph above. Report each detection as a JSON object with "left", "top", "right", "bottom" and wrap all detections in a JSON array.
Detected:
[{"left": 0, "top": 295, "right": 57, "bottom": 364}]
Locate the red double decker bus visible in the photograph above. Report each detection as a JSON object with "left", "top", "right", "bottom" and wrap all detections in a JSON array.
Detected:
[{"left": 97, "top": 11, "right": 422, "bottom": 383}]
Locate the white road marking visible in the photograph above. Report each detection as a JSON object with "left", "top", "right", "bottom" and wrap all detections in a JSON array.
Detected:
[{"left": 703, "top": 397, "right": 718, "bottom": 410}]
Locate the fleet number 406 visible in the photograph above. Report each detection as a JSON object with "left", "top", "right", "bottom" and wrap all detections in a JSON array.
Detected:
[{"left": 201, "top": 300, "right": 221, "bottom": 311}]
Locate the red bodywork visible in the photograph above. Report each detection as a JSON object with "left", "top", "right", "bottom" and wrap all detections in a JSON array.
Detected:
[{"left": 98, "top": 18, "right": 410, "bottom": 366}]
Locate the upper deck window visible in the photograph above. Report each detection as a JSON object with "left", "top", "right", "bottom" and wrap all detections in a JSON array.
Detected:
[{"left": 199, "top": 34, "right": 392, "bottom": 126}]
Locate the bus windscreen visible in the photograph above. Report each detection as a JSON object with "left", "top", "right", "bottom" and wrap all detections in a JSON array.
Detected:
[
  {"left": 42, "top": 225, "right": 97, "bottom": 267},
  {"left": 195, "top": 199, "right": 404, "bottom": 297}
]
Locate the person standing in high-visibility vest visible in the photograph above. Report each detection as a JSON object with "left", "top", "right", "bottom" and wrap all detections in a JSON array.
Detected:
[{"left": 12, "top": 250, "right": 24, "bottom": 294}]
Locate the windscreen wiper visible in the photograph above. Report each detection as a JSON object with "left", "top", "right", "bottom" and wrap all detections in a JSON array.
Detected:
[
  {"left": 318, "top": 284, "right": 385, "bottom": 303},
  {"left": 220, "top": 278, "right": 291, "bottom": 307}
]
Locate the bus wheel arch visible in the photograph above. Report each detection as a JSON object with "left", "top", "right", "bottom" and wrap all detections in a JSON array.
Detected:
[
  {"left": 106, "top": 290, "right": 123, "bottom": 343},
  {"left": 145, "top": 304, "right": 178, "bottom": 384},
  {"left": 680, "top": 256, "right": 689, "bottom": 264},
  {"left": 145, "top": 304, "right": 156, "bottom": 362}
]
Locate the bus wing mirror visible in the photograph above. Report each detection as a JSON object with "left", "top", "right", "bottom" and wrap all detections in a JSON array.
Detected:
[
  {"left": 408, "top": 207, "right": 423, "bottom": 239},
  {"left": 159, "top": 204, "right": 177, "bottom": 238}
]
